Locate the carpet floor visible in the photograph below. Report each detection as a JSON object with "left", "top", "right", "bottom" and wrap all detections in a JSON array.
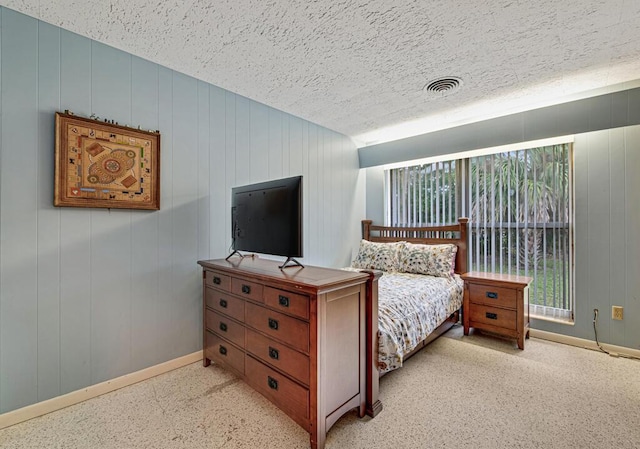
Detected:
[{"left": 1, "top": 325, "right": 638, "bottom": 449}]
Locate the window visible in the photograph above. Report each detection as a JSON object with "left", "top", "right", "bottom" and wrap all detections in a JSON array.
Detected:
[{"left": 388, "top": 142, "right": 574, "bottom": 321}]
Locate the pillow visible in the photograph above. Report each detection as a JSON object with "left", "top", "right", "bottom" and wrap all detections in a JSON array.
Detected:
[
  {"left": 398, "top": 242, "right": 457, "bottom": 277},
  {"left": 351, "top": 240, "right": 405, "bottom": 272}
]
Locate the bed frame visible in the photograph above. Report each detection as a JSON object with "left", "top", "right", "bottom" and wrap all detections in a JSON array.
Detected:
[{"left": 361, "top": 217, "right": 469, "bottom": 418}]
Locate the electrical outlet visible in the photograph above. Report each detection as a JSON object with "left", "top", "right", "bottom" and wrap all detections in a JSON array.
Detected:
[{"left": 612, "top": 306, "right": 624, "bottom": 321}]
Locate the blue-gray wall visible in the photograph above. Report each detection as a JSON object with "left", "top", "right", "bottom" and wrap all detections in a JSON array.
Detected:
[
  {"left": 363, "top": 107, "right": 640, "bottom": 351},
  {"left": 0, "top": 7, "right": 365, "bottom": 414}
]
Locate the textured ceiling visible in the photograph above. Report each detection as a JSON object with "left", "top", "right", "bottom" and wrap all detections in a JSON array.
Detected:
[{"left": 3, "top": 0, "right": 640, "bottom": 145}]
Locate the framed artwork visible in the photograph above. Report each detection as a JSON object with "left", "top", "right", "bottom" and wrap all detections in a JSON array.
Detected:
[{"left": 54, "top": 112, "right": 160, "bottom": 210}]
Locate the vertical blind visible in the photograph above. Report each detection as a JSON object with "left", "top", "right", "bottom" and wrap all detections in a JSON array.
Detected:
[
  {"left": 389, "top": 160, "right": 457, "bottom": 227},
  {"left": 389, "top": 143, "right": 573, "bottom": 320}
]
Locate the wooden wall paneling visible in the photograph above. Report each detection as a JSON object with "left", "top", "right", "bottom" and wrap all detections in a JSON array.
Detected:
[
  {"left": 130, "top": 56, "right": 161, "bottom": 370},
  {"left": 307, "top": 124, "right": 318, "bottom": 264},
  {"left": 572, "top": 134, "right": 590, "bottom": 338},
  {"left": 234, "top": 96, "right": 250, "bottom": 187},
  {"left": 608, "top": 128, "right": 626, "bottom": 346},
  {"left": 0, "top": 6, "right": 4, "bottom": 413},
  {"left": 197, "top": 81, "right": 211, "bottom": 263},
  {"left": 0, "top": 9, "right": 39, "bottom": 413},
  {"left": 89, "top": 42, "right": 133, "bottom": 383},
  {"left": 586, "top": 131, "right": 612, "bottom": 341},
  {"left": 224, "top": 91, "right": 236, "bottom": 253},
  {"left": 58, "top": 29, "right": 93, "bottom": 395},
  {"left": 322, "top": 129, "right": 331, "bottom": 263},
  {"left": 282, "top": 112, "right": 290, "bottom": 176},
  {"left": 268, "top": 107, "right": 283, "bottom": 180},
  {"left": 156, "top": 66, "right": 175, "bottom": 363},
  {"left": 301, "top": 121, "right": 309, "bottom": 262},
  {"left": 169, "top": 72, "right": 200, "bottom": 357},
  {"left": 289, "top": 116, "right": 303, "bottom": 176},
  {"left": 36, "top": 20, "right": 62, "bottom": 403},
  {"left": 623, "top": 126, "right": 640, "bottom": 349},
  {"left": 209, "top": 86, "right": 226, "bottom": 258},
  {"left": 249, "top": 102, "right": 269, "bottom": 183}
]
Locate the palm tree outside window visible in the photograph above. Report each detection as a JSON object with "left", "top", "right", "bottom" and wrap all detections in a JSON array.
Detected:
[{"left": 388, "top": 142, "right": 574, "bottom": 321}]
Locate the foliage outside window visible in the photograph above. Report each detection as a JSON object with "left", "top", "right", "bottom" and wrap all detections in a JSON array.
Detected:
[{"left": 388, "top": 143, "right": 574, "bottom": 321}]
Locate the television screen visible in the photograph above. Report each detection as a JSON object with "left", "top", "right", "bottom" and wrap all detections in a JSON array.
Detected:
[{"left": 231, "top": 176, "right": 302, "bottom": 259}]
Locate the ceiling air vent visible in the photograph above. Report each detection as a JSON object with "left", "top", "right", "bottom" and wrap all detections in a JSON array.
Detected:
[{"left": 423, "top": 77, "right": 463, "bottom": 96}]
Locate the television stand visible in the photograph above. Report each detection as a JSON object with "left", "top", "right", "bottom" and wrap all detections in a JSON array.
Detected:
[
  {"left": 225, "top": 250, "right": 246, "bottom": 260},
  {"left": 279, "top": 257, "right": 304, "bottom": 269}
]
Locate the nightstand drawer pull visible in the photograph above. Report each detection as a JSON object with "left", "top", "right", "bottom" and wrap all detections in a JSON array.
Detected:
[
  {"left": 268, "top": 346, "right": 279, "bottom": 360},
  {"left": 268, "top": 318, "right": 279, "bottom": 330},
  {"left": 219, "top": 299, "right": 228, "bottom": 308},
  {"left": 267, "top": 376, "right": 278, "bottom": 390},
  {"left": 486, "top": 291, "right": 498, "bottom": 299},
  {"left": 219, "top": 322, "right": 227, "bottom": 332},
  {"left": 486, "top": 312, "right": 498, "bottom": 320},
  {"left": 278, "top": 295, "right": 290, "bottom": 307},
  {"left": 241, "top": 284, "right": 251, "bottom": 294},
  {"left": 219, "top": 345, "right": 227, "bottom": 355},
  {"left": 213, "top": 276, "right": 221, "bottom": 285}
]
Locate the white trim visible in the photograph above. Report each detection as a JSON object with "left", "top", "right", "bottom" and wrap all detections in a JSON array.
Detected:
[
  {"left": 530, "top": 330, "right": 640, "bottom": 359},
  {"left": 0, "top": 351, "right": 203, "bottom": 430}
]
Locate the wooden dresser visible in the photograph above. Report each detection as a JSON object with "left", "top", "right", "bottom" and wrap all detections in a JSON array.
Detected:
[
  {"left": 197, "top": 257, "right": 371, "bottom": 449},
  {"left": 462, "top": 271, "right": 532, "bottom": 349}
]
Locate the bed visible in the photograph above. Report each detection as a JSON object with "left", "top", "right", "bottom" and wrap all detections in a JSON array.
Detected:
[{"left": 351, "top": 218, "right": 468, "bottom": 417}]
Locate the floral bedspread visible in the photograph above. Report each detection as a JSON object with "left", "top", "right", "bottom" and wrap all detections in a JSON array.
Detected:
[{"left": 344, "top": 268, "right": 463, "bottom": 374}]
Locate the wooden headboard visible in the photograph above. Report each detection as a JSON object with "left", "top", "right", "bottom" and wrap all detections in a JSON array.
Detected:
[{"left": 361, "top": 218, "right": 469, "bottom": 274}]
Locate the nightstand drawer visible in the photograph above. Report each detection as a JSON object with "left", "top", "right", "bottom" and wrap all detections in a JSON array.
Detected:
[
  {"left": 469, "top": 283, "right": 517, "bottom": 309},
  {"left": 246, "top": 328, "right": 310, "bottom": 385},
  {"left": 205, "top": 309, "right": 245, "bottom": 349},
  {"left": 206, "top": 289, "right": 245, "bottom": 322},
  {"left": 469, "top": 304, "right": 516, "bottom": 329},
  {"left": 205, "top": 331, "right": 244, "bottom": 375},
  {"left": 205, "top": 271, "right": 231, "bottom": 292}
]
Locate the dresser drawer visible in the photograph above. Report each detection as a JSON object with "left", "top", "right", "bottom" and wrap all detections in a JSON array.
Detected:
[
  {"left": 246, "top": 328, "right": 309, "bottom": 385},
  {"left": 205, "top": 331, "right": 244, "bottom": 375},
  {"left": 232, "top": 278, "right": 264, "bottom": 303},
  {"left": 245, "top": 302, "right": 310, "bottom": 353},
  {"left": 469, "top": 283, "right": 517, "bottom": 309},
  {"left": 245, "top": 355, "right": 309, "bottom": 421},
  {"left": 469, "top": 304, "right": 516, "bottom": 330},
  {"left": 264, "top": 287, "right": 309, "bottom": 320},
  {"left": 205, "top": 288, "right": 244, "bottom": 322},
  {"left": 205, "top": 270, "right": 231, "bottom": 292},
  {"left": 205, "top": 309, "right": 245, "bottom": 349}
]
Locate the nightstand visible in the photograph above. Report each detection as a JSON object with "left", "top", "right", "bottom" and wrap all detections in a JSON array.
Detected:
[{"left": 462, "top": 271, "right": 533, "bottom": 349}]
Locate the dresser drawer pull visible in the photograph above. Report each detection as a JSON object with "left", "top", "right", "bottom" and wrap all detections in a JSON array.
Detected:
[
  {"left": 212, "top": 276, "right": 221, "bottom": 285},
  {"left": 486, "top": 291, "right": 498, "bottom": 299},
  {"left": 268, "top": 318, "right": 279, "bottom": 330},
  {"left": 278, "top": 295, "right": 290, "bottom": 307},
  {"left": 268, "top": 346, "right": 279, "bottom": 360},
  {"left": 219, "top": 322, "right": 228, "bottom": 332},
  {"left": 219, "top": 345, "right": 228, "bottom": 355},
  {"left": 241, "top": 284, "right": 251, "bottom": 294},
  {"left": 486, "top": 312, "right": 498, "bottom": 320},
  {"left": 219, "top": 299, "right": 228, "bottom": 308},
  {"left": 267, "top": 376, "right": 278, "bottom": 390}
]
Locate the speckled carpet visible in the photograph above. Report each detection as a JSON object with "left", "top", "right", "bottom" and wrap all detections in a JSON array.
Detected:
[{"left": 1, "top": 325, "right": 638, "bottom": 449}]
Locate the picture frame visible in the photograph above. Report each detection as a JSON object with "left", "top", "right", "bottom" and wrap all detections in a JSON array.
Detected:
[{"left": 54, "top": 112, "right": 160, "bottom": 210}]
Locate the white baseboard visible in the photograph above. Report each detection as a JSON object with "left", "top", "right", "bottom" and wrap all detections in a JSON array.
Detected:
[
  {"left": 530, "top": 329, "right": 640, "bottom": 359},
  {"left": 0, "top": 351, "right": 203, "bottom": 430}
]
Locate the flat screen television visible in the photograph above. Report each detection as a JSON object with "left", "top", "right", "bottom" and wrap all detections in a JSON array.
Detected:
[{"left": 229, "top": 175, "right": 303, "bottom": 268}]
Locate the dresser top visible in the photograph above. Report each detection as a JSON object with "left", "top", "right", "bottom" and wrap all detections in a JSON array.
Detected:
[{"left": 198, "top": 257, "right": 369, "bottom": 293}]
